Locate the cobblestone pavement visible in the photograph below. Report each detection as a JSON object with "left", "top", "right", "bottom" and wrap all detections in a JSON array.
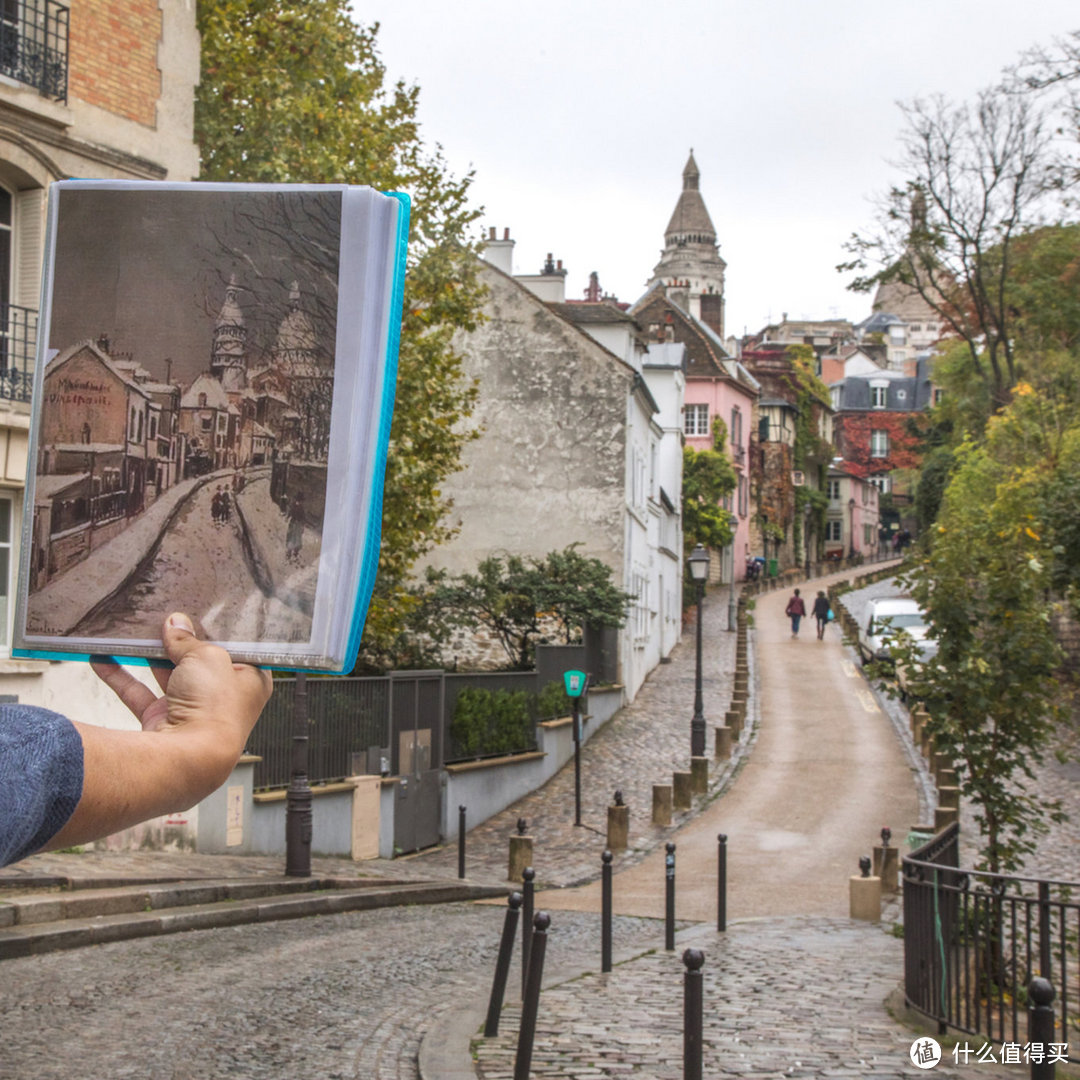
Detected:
[
  {"left": 474, "top": 917, "right": 1033, "bottom": 1080},
  {"left": 0, "top": 899, "right": 661, "bottom": 1080},
  {"left": 403, "top": 586, "right": 745, "bottom": 889}
]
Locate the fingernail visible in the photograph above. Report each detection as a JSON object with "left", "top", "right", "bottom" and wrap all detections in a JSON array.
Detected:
[{"left": 168, "top": 613, "right": 195, "bottom": 635}]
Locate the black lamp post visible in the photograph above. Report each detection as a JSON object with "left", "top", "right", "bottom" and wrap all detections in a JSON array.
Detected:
[
  {"left": 848, "top": 497, "right": 857, "bottom": 559},
  {"left": 803, "top": 503, "right": 812, "bottom": 576},
  {"left": 688, "top": 543, "right": 710, "bottom": 757}
]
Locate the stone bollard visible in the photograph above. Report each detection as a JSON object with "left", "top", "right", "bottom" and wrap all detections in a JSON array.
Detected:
[
  {"left": 725, "top": 709, "right": 742, "bottom": 740},
  {"left": 508, "top": 818, "right": 534, "bottom": 883},
  {"left": 850, "top": 855, "right": 881, "bottom": 922},
  {"left": 607, "top": 790, "right": 629, "bottom": 853},
  {"left": 872, "top": 827, "right": 899, "bottom": 893},
  {"left": 731, "top": 692, "right": 747, "bottom": 720},
  {"left": 690, "top": 756, "right": 708, "bottom": 795},
  {"left": 673, "top": 771, "right": 693, "bottom": 811},
  {"left": 938, "top": 767, "right": 958, "bottom": 789},
  {"left": 935, "top": 805, "right": 959, "bottom": 830},
  {"left": 714, "top": 725, "right": 733, "bottom": 760},
  {"left": 932, "top": 752, "right": 952, "bottom": 785},
  {"left": 652, "top": 784, "right": 673, "bottom": 826},
  {"left": 937, "top": 785, "right": 960, "bottom": 810}
]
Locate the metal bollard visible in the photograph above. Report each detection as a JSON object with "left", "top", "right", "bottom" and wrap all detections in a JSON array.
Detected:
[
  {"left": 458, "top": 805, "right": 467, "bottom": 879},
  {"left": 1027, "top": 977, "right": 1056, "bottom": 1080},
  {"left": 483, "top": 891, "right": 522, "bottom": 1037},
  {"left": 513, "top": 911, "right": 551, "bottom": 1080},
  {"left": 521, "top": 865, "right": 535, "bottom": 996},
  {"left": 665, "top": 842, "right": 676, "bottom": 950},
  {"left": 683, "top": 948, "right": 705, "bottom": 1080},
  {"left": 601, "top": 849, "right": 613, "bottom": 973},
  {"left": 717, "top": 833, "right": 727, "bottom": 932}
]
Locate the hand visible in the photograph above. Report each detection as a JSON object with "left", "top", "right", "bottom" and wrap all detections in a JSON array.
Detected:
[
  {"left": 50, "top": 616, "right": 273, "bottom": 851},
  {"left": 91, "top": 612, "right": 272, "bottom": 760}
]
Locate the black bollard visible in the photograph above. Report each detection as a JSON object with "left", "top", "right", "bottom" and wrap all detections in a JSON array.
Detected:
[
  {"left": 665, "top": 842, "right": 676, "bottom": 951},
  {"left": 458, "top": 805, "right": 467, "bottom": 879},
  {"left": 484, "top": 891, "right": 522, "bottom": 1037},
  {"left": 1027, "top": 977, "right": 1056, "bottom": 1080},
  {"left": 514, "top": 911, "right": 551, "bottom": 1080},
  {"left": 601, "top": 849, "right": 613, "bottom": 973},
  {"left": 717, "top": 833, "right": 727, "bottom": 933},
  {"left": 683, "top": 948, "right": 705, "bottom": 1080},
  {"left": 521, "top": 866, "right": 535, "bottom": 996}
]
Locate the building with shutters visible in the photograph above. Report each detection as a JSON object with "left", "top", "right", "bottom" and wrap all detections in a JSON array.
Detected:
[{"left": 0, "top": 4, "right": 199, "bottom": 745}]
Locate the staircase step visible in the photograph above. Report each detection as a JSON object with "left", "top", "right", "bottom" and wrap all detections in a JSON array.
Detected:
[{"left": 0, "top": 879, "right": 506, "bottom": 959}]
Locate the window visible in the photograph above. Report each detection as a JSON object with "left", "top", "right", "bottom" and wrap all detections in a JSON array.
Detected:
[
  {"left": 868, "top": 475, "right": 891, "bottom": 494},
  {"left": 933, "top": 388, "right": 945, "bottom": 405},
  {"left": 871, "top": 430, "right": 889, "bottom": 458},
  {"left": 870, "top": 384, "right": 887, "bottom": 409},
  {"left": 830, "top": 386, "right": 841, "bottom": 410},
  {"left": 738, "top": 475, "right": 748, "bottom": 517},
  {"left": 827, "top": 479, "right": 841, "bottom": 500},
  {"left": 891, "top": 351, "right": 905, "bottom": 367},
  {"left": 826, "top": 520, "right": 842, "bottom": 542},
  {"left": 683, "top": 403, "right": 709, "bottom": 436},
  {"left": 730, "top": 406, "right": 742, "bottom": 448}
]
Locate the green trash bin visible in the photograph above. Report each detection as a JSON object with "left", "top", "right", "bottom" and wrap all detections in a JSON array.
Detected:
[{"left": 767, "top": 558, "right": 778, "bottom": 578}]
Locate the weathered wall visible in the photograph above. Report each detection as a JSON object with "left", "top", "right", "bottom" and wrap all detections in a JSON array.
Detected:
[{"left": 423, "top": 261, "right": 631, "bottom": 580}]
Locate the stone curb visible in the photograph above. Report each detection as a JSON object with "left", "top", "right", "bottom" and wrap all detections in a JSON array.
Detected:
[{"left": 0, "top": 879, "right": 506, "bottom": 960}]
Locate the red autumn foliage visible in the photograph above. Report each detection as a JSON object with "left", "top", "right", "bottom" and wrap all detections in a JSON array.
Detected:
[{"left": 834, "top": 411, "right": 922, "bottom": 478}]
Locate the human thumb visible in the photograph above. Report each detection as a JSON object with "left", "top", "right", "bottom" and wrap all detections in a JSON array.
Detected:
[{"left": 162, "top": 612, "right": 203, "bottom": 664}]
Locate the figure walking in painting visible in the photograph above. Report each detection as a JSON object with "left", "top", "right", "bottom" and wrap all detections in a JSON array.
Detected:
[
  {"left": 218, "top": 486, "right": 231, "bottom": 526},
  {"left": 286, "top": 491, "right": 305, "bottom": 564},
  {"left": 211, "top": 486, "right": 223, "bottom": 526}
]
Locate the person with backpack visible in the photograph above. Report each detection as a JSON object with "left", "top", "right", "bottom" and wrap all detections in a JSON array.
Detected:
[{"left": 785, "top": 588, "right": 807, "bottom": 639}]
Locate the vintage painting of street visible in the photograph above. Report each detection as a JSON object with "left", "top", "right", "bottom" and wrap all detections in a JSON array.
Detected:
[{"left": 23, "top": 186, "right": 341, "bottom": 649}]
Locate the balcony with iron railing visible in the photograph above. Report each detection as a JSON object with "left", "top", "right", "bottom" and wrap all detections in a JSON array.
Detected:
[
  {"left": 0, "top": 303, "right": 37, "bottom": 403},
  {"left": 0, "top": 1, "right": 69, "bottom": 103}
]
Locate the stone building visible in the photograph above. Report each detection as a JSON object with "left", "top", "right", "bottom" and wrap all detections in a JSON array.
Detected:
[
  {"left": 0, "top": 4, "right": 199, "bottom": 776},
  {"left": 423, "top": 241, "right": 684, "bottom": 702}
]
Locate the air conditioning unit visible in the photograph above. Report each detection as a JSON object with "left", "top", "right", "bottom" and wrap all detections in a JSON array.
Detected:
[{"left": 792, "top": 470, "right": 805, "bottom": 487}]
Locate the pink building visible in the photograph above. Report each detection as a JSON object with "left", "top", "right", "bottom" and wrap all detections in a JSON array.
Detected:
[
  {"left": 631, "top": 284, "right": 759, "bottom": 582},
  {"left": 824, "top": 462, "right": 881, "bottom": 561}
]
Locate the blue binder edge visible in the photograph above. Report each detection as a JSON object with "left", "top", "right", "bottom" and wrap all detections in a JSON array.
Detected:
[{"left": 337, "top": 189, "right": 410, "bottom": 674}]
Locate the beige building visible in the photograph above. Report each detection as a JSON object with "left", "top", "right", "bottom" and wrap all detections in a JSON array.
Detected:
[{"left": 0, "top": 4, "right": 199, "bottom": 805}]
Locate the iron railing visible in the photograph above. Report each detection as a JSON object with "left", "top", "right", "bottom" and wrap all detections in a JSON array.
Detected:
[
  {"left": 0, "top": 302, "right": 37, "bottom": 403},
  {"left": 0, "top": 1, "right": 68, "bottom": 102},
  {"left": 248, "top": 675, "right": 390, "bottom": 790},
  {"left": 904, "top": 823, "right": 1080, "bottom": 1046}
]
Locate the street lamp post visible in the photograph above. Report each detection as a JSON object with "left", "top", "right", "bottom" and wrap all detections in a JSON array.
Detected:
[
  {"left": 803, "top": 503, "right": 812, "bottom": 576},
  {"left": 848, "top": 497, "right": 857, "bottom": 559},
  {"left": 727, "top": 543, "right": 737, "bottom": 632},
  {"left": 688, "top": 544, "right": 710, "bottom": 758}
]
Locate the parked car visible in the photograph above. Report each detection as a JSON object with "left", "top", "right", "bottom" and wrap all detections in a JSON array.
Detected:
[{"left": 859, "top": 597, "right": 934, "bottom": 667}]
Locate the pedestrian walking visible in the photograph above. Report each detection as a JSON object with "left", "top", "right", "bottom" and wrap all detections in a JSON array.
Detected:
[
  {"left": 219, "top": 487, "right": 231, "bottom": 525},
  {"left": 812, "top": 590, "right": 830, "bottom": 640},
  {"left": 211, "top": 486, "right": 222, "bottom": 526},
  {"left": 785, "top": 588, "right": 806, "bottom": 639}
]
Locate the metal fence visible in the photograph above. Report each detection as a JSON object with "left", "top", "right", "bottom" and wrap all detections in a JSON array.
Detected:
[
  {"left": 903, "top": 823, "right": 1080, "bottom": 1046},
  {"left": 248, "top": 676, "right": 390, "bottom": 790},
  {"left": 0, "top": 1, "right": 68, "bottom": 102},
  {"left": 0, "top": 303, "right": 38, "bottom": 403}
]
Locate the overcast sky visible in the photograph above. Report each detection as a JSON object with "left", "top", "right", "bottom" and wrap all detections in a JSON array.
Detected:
[{"left": 369, "top": 1, "right": 1078, "bottom": 337}]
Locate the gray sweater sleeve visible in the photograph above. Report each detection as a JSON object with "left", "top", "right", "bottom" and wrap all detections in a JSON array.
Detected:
[{"left": 0, "top": 705, "right": 84, "bottom": 867}]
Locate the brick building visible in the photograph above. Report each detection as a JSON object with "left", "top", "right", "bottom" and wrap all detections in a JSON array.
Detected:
[{"left": 0, "top": 4, "right": 198, "bottom": 724}]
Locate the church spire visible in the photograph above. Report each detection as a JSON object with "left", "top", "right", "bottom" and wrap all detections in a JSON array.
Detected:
[
  {"left": 646, "top": 152, "right": 726, "bottom": 336},
  {"left": 211, "top": 273, "right": 248, "bottom": 392}
]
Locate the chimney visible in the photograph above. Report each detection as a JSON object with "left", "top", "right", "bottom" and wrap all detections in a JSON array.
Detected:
[{"left": 482, "top": 226, "right": 515, "bottom": 275}]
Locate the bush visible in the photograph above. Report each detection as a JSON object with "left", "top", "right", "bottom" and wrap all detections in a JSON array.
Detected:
[
  {"left": 536, "top": 680, "right": 573, "bottom": 720},
  {"left": 450, "top": 686, "right": 536, "bottom": 759}
]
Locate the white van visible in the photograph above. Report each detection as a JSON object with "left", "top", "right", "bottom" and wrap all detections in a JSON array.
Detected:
[{"left": 859, "top": 597, "right": 933, "bottom": 666}]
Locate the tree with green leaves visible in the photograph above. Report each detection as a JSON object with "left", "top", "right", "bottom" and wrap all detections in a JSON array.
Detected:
[
  {"left": 894, "top": 389, "right": 1067, "bottom": 874},
  {"left": 682, "top": 416, "right": 737, "bottom": 556},
  {"left": 195, "top": 1, "right": 485, "bottom": 668},
  {"left": 428, "top": 546, "right": 631, "bottom": 670}
]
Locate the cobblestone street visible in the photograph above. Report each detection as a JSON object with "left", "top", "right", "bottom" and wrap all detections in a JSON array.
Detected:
[{"left": 5, "top": 569, "right": 1079, "bottom": 1079}]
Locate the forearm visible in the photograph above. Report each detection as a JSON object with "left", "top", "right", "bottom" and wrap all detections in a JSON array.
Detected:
[{"left": 46, "top": 721, "right": 243, "bottom": 850}]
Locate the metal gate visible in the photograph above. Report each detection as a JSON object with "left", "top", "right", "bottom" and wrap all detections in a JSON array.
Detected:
[{"left": 390, "top": 670, "right": 444, "bottom": 854}]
